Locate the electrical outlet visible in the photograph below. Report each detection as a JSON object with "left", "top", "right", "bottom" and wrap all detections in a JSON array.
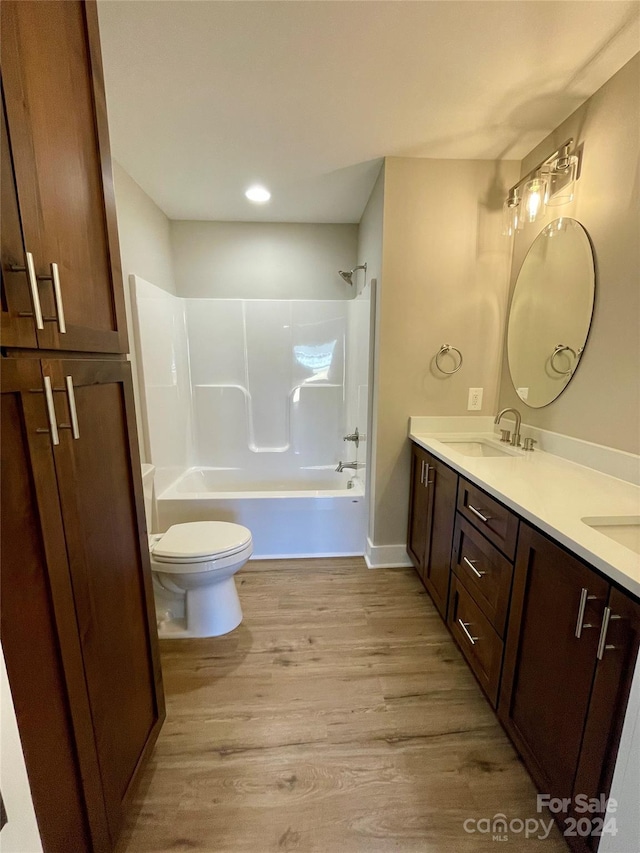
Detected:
[{"left": 467, "top": 387, "right": 483, "bottom": 411}]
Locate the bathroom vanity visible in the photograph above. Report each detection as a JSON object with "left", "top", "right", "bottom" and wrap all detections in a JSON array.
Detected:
[{"left": 407, "top": 423, "right": 640, "bottom": 853}]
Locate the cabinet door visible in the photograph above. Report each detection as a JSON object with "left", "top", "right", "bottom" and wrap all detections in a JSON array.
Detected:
[
  {"left": 0, "top": 359, "right": 110, "bottom": 852},
  {"left": 44, "top": 358, "right": 164, "bottom": 839},
  {"left": 407, "top": 443, "right": 433, "bottom": 575},
  {"left": 499, "top": 523, "right": 609, "bottom": 802},
  {"left": 423, "top": 454, "right": 458, "bottom": 619},
  {"left": 1, "top": 1, "right": 128, "bottom": 353},
  {"left": 1, "top": 89, "right": 38, "bottom": 348},
  {"left": 572, "top": 587, "right": 640, "bottom": 848}
]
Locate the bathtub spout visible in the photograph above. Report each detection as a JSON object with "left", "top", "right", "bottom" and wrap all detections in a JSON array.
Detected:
[{"left": 336, "top": 461, "right": 359, "bottom": 473}]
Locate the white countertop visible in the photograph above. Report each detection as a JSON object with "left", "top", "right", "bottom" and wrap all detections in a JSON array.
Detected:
[{"left": 409, "top": 428, "right": 640, "bottom": 598}]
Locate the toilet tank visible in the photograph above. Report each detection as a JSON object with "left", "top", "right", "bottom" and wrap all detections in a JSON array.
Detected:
[{"left": 140, "top": 464, "right": 156, "bottom": 534}]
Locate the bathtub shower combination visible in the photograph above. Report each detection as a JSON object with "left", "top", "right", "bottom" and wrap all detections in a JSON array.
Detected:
[{"left": 132, "top": 276, "right": 371, "bottom": 558}]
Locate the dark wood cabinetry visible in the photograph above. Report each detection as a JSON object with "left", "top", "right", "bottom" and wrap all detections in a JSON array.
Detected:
[
  {"left": 407, "top": 443, "right": 458, "bottom": 618},
  {"left": 500, "top": 523, "right": 640, "bottom": 851},
  {"left": 1, "top": 360, "right": 164, "bottom": 851},
  {"left": 499, "top": 524, "right": 609, "bottom": 803},
  {"left": 1, "top": 2, "right": 163, "bottom": 851},
  {"left": 407, "top": 441, "right": 640, "bottom": 852},
  {"left": 1, "top": 0, "right": 127, "bottom": 354}
]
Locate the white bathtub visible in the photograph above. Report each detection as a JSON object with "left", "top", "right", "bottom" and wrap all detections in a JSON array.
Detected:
[{"left": 156, "top": 467, "right": 366, "bottom": 559}]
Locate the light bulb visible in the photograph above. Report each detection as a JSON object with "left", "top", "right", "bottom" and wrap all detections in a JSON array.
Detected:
[{"left": 522, "top": 177, "right": 547, "bottom": 224}]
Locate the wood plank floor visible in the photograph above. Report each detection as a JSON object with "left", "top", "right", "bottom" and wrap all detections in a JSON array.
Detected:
[{"left": 117, "top": 559, "right": 569, "bottom": 852}]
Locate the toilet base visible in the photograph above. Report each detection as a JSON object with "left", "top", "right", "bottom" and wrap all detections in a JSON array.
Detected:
[{"left": 156, "top": 575, "right": 243, "bottom": 638}]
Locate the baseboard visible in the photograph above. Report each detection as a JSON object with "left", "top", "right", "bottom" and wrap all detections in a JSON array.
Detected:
[{"left": 365, "top": 538, "right": 413, "bottom": 569}]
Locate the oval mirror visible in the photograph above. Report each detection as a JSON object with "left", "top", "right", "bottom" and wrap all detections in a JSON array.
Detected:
[{"left": 507, "top": 218, "right": 595, "bottom": 408}]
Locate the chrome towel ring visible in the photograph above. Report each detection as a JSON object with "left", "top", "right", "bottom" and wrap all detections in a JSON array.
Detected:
[
  {"left": 435, "top": 344, "right": 463, "bottom": 375},
  {"left": 550, "top": 344, "right": 578, "bottom": 375}
]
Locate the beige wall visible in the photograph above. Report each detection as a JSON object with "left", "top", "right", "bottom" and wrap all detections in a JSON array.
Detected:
[
  {"left": 112, "top": 161, "right": 177, "bottom": 460},
  {"left": 372, "top": 156, "right": 519, "bottom": 547},
  {"left": 498, "top": 54, "right": 640, "bottom": 454},
  {"left": 170, "top": 221, "right": 357, "bottom": 299},
  {"left": 113, "top": 161, "right": 176, "bottom": 295},
  {"left": 354, "top": 164, "right": 384, "bottom": 541}
]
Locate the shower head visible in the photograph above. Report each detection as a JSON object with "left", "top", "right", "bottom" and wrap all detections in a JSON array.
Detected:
[{"left": 338, "top": 263, "right": 367, "bottom": 286}]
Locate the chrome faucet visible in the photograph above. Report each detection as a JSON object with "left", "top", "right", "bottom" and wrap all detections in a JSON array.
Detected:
[
  {"left": 336, "top": 461, "right": 359, "bottom": 472},
  {"left": 494, "top": 407, "right": 522, "bottom": 447}
]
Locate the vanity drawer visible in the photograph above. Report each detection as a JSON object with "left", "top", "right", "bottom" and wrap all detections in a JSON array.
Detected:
[
  {"left": 448, "top": 576, "right": 504, "bottom": 708},
  {"left": 451, "top": 515, "right": 514, "bottom": 637},
  {"left": 457, "top": 478, "right": 519, "bottom": 559}
]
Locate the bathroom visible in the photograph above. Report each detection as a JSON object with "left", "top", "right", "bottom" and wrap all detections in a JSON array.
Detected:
[{"left": 0, "top": 2, "right": 638, "bottom": 853}]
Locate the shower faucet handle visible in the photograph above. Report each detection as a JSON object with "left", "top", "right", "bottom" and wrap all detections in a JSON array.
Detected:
[{"left": 343, "top": 428, "right": 360, "bottom": 447}]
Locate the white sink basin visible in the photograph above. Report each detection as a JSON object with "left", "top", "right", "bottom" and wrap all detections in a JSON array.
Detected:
[
  {"left": 582, "top": 516, "right": 640, "bottom": 554},
  {"left": 439, "top": 439, "right": 518, "bottom": 458}
]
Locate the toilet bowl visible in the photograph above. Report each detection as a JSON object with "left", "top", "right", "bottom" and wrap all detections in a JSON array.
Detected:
[
  {"left": 150, "top": 521, "right": 252, "bottom": 638},
  {"left": 141, "top": 465, "right": 252, "bottom": 638}
]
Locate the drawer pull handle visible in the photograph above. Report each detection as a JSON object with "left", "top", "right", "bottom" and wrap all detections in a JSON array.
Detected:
[
  {"left": 458, "top": 619, "right": 479, "bottom": 645},
  {"left": 468, "top": 504, "right": 491, "bottom": 523},
  {"left": 463, "top": 556, "right": 485, "bottom": 578}
]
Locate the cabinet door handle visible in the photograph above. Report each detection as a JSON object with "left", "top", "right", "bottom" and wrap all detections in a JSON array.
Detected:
[
  {"left": 43, "top": 376, "right": 60, "bottom": 445},
  {"left": 467, "top": 504, "right": 490, "bottom": 523},
  {"left": 463, "top": 556, "right": 485, "bottom": 578},
  {"left": 50, "top": 263, "right": 66, "bottom": 333},
  {"left": 596, "top": 608, "right": 621, "bottom": 660},
  {"left": 10, "top": 251, "right": 44, "bottom": 329},
  {"left": 424, "top": 464, "right": 434, "bottom": 486},
  {"left": 420, "top": 459, "right": 426, "bottom": 485},
  {"left": 65, "top": 376, "right": 80, "bottom": 439},
  {"left": 37, "top": 262, "right": 66, "bottom": 333},
  {"left": 458, "top": 619, "right": 478, "bottom": 645},
  {"left": 575, "top": 587, "right": 598, "bottom": 638}
]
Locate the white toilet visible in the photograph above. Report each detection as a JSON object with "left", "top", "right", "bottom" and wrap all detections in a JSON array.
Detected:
[{"left": 142, "top": 465, "right": 252, "bottom": 638}]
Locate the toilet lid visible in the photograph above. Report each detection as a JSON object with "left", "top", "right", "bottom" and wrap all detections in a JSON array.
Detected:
[{"left": 151, "top": 522, "right": 252, "bottom": 562}]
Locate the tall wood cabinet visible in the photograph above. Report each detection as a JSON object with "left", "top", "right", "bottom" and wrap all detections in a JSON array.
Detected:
[{"left": 1, "top": 3, "right": 164, "bottom": 852}]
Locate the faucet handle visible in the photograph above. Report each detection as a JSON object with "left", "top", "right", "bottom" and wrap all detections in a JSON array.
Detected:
[
  {"left": 523, "top": 437, "right": 537, "bottom": 452},
  {"left": 499, "top": 429, "right": 511, "bottom": 443}
]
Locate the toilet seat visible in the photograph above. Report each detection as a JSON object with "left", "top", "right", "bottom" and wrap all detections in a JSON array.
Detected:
[{"left": 150, "top": 521, "right": 252, "bottom": 569}]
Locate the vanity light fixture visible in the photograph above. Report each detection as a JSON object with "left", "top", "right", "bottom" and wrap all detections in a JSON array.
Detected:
[
  {"left": 546, "top": 144, "right": 578, "bottom": 206},
  {"left": 503, "top": 138, "right": 578, "bottom": 233},
  {"left": 245, "top": 185, "right": 271, "bottom": 203},
  {"left": 501, "top": 188, "right": 521, "bottom": 237}
]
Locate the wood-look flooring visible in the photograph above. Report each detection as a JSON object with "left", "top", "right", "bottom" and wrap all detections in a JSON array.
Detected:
[{"left": 117, "top": 559, "right": 568, "bottom": 852}]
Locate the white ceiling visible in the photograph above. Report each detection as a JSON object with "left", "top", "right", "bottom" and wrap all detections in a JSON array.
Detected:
[{"left": 97, "top": 1, "right": 640, "bottom": 223}]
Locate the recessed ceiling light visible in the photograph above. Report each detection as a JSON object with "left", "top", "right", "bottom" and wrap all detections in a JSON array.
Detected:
[{"left": 245, "top": 185, "right": 271, "bottom": 203}]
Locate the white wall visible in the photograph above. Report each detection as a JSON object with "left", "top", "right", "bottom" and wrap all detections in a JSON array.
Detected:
[
  {"left": 170, "top": 221, "right": 357, "bottom": 300},
  {"left": 0, "top": 647, "right": 42, "bottom": 853}
]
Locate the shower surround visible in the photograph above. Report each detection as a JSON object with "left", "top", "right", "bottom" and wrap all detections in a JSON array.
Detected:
[{"left": 132, "top": 276, "right": 368, "bottom": 557}]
